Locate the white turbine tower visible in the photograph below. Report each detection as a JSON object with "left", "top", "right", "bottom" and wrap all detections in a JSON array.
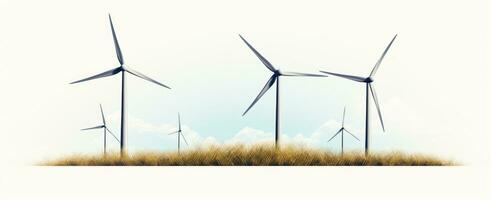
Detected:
[
  {"left": 320, "top": 34, "right": 397, "bottom": 155},
  {"left": 71, "top": 14, "right": 171, "bottom": 156},
  {"left": 81, "top": 104, "right": 120, "bottom": 155},
  {"left": 239, "top": 35, "right": 328, "bottom": 148}
]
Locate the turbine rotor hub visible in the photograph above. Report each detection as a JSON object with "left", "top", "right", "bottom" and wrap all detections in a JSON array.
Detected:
[{"left": 365, "top": 77, "right": 374, "bottom": 83}]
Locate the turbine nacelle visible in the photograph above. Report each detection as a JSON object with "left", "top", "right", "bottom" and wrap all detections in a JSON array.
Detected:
[{"left": 365, "top": 77, "right": 374, "bottom": 83}]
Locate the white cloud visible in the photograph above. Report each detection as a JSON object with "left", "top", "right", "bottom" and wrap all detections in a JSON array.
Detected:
[
  {"left": 105, "top": 113, "right": 219, "bottom": 151},
  {"left": 223, "top": 123, "right": 353, "bottom": 150},
  {"left": 225, "top": 127, "right": 273, "bottom": 145}
]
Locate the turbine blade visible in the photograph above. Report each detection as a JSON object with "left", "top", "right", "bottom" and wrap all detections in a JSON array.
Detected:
[
  {"left": 106, "top": 128, "right": 121, "bottom": 143},
  {"left": 239, "top": 34, "right": 277, "bottom": 72},
  {"left": 327, "top": 129, "right": 342, "bottom": 143},
  {"left": 319, "top": 70, "right": 365, "bottom": 82},
  {"left": 281, "top": 71, "right": 328, "bottom": 77},
  {"left": 178, "top": 113, "right": 181, "bottom": 131},
  {"left": 100, "top": 104, "right": 106, "bottom": 125},
  {"left": 342, "top": 106, "right": 346, "bottom": 127},
  {"left": 70, "top": 67, "right": 122, "bottom": 84},
  {"left": 125, "top": 67, "right": 171, "bottom": 89},
  {"left": 168, "top": 130, "right": 179, "bottom": 135},
  {"left": 344, "top": 129, "right": 360, "bottom": 141},
  {"left": 369, "top": 84, "right": 385, "bottom": 131},
  {"left": 242, "top": 74, "right": 277, "bottom": 116},
  {"left": 109, "top": 14, "right": 124, "bottom": 65},
  {"left": 369, "top": 34, "right": 397, "bottom": 78},
  {"left": 181, "top": 132, "right": 189, "bottom": 146},
  {"left": 81, "top": 125, "right": 105, "bottom": 131}
]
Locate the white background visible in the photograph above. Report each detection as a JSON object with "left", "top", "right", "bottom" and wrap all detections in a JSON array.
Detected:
[
  {"left": 0, "top": 166, "right": 490, "bottom": 199},
  {"left": 0, "top": 0, "right": 490, "bottom": 199}
]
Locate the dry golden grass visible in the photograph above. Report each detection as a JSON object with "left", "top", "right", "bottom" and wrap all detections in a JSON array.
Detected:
[{"left": 41, "top": 144, "right": 455, "bottom": 166}]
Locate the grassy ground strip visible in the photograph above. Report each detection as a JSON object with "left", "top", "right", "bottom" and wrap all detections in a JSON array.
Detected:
[{"left": 42, "top": 145, "right": 455, "bottom": 166}]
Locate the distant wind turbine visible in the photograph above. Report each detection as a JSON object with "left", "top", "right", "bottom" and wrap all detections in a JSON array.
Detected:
[
  {"left": 239, "top": 34, "right": 328, "bottom": 148},
  {"left": 168, "top": 113, "right": 188, "bottom": 154},
  {"left": 71, "top": 14, "right": 171, "bottom": 155},
  {"left": 81, "top": 104, "right": 121, "bottom": 155},
  {"left": 327, "top": 107, "right": 359, "bottom": 155},
  {"left": 320, "top": 34, "right": 397, "bottom": 155}
]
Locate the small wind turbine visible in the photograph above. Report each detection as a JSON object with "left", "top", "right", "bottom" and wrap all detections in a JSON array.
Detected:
[
  {"left": 71, "top": 14, "right": 171, "bottom": 155},
  {"left": 239, "top": 34, "right": 328, "bottom": 148},
  {"left": 168, "top": 113, "right": 188, "bottom": 154},
  {"left": 81, "top": 104, "right": 121, "bottom": 155},
  {"left": 320, "top": 34, "right": 397, "bottom": 155},
  {"left": 327, "top": 107, "right": 359, "bottom": 155}
]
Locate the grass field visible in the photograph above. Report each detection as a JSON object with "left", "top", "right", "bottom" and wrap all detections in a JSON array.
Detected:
[{"left": 42, "top": 145, "right": 455, "bottom": 166}]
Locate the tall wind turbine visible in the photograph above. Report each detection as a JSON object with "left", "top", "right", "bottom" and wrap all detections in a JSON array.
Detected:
[
  {"left": 239, "top": 34, "right": 328, "bottom": 148},
  {"left": 168, "top": 113, "right": 188, "bottom": 154},
  {"left": 320, "top": 34, "right": 397, "bottom": 155},
  {"left": 81, "top": 104, "right": 121, "bottom": 155},
  {"left": 327, "top": 107, "right": 359, "bottom": 155},
  {"left": 71, "top": 14, "right": 171, "bottom": 155}
]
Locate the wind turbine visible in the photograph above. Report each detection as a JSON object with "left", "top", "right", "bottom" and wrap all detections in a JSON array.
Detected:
[
  {"left": 81, "top": 104, "right": 121, "bottom": 155},
  {"left": 71, "top": 14, "right": 171, "bottom": 155},
  {"left": 168, "top": 113, "right": 188, "bottom": 154},
  {"left": 327, "top": 107, "right": 359, "bottom": 155},
  {"left": 320, "top": 34, "right": 397, "bottom": 155},
  {"left": 239, "top": 34, "right": 328, "bottom": 148}
]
